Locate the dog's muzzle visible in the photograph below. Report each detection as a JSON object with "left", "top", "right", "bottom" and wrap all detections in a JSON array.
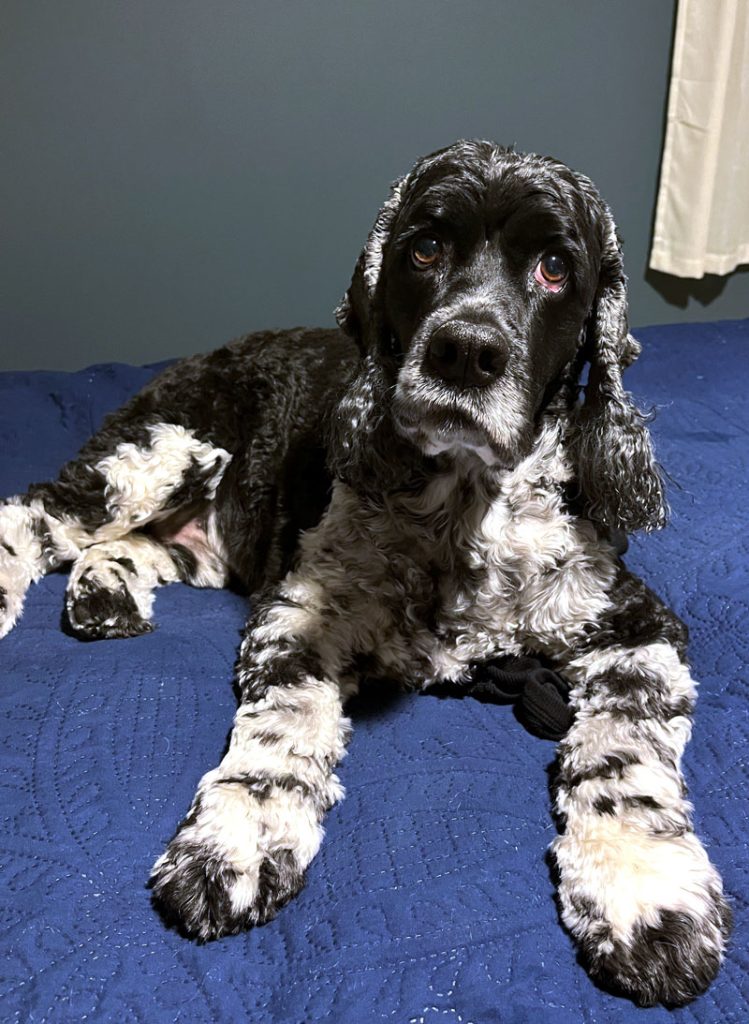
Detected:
[{"left": 425, "top": 320, "right": 507, "bottom": 390}]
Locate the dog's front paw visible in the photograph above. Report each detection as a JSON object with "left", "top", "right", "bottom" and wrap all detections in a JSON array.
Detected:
[
  {"left": 149, "top": 773, "right": 324, "bottom": 940},
  {"left": 554, "top": 822, "right": 732, "bottom": 1006},
  {"left": 583, "top": 898, "right": 731, "bottom": 1007}
]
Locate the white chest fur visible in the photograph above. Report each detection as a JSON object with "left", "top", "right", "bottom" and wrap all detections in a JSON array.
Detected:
[{"left": 293, "top": 423, "right": 618, "bottom": 686}]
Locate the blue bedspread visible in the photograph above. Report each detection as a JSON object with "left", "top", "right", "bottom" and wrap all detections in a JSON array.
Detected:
[{"left": 1, "top": 321, "right": 747, "bottom": 1023}]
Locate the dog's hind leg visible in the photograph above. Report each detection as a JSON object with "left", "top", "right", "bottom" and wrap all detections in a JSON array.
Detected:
[{"left": 1, "top": 420, "right": 232, "bottom": 639}]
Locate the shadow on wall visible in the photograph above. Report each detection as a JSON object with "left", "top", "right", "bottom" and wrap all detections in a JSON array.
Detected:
[{"left": 645, "top": 265, "right": 749, "bottom": 310}]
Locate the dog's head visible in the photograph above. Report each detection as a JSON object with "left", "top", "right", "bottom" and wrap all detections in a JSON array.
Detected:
[{"left": 333, "top": 140, "right": 665, "bottom": 533}]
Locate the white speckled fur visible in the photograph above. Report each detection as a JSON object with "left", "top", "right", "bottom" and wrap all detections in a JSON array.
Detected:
[
  {"left": 66, "top": 535, "right": 182, "bottom": 632},
  {"left": 261, "top": 418, "right": 616, "bottom": 688},
  {"left": 95, "top": 423, "right": 231, "bottom": 534},
  {"left": 162, "top": 417, "right": 620, "bottom": 929},
  {"left": 0, "top": 497, "right": 82, "bottom": 638},
  {"left": 0, "top": 424, "right": 231, "bottom": 637},
  {"left": 151, "top": 675, "right": 350, "bottom": 930}
]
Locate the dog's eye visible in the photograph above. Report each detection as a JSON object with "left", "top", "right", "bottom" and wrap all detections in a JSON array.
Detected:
[
  {"left": 535, "top": 254, "right": 569, "bottom": 292},
  {"left": 411, "top": 236, "right": 442, "bottom": 268}
]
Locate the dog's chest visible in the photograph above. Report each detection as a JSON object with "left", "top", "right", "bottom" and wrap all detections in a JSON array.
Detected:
[
  {"left": 384, "top": 481, "right": 578, "bottom": 677},
  {"left": 310, "top": 473, "right": 615, "bottom": 684}
]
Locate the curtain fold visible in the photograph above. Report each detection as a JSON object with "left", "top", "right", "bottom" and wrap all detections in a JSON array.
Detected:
[{"left": 650, "top": 0, "right": 749, "bottom": 279}]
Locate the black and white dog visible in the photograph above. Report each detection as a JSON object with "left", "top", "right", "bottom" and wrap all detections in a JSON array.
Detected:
[{"left": 0, "top": 141, "right": 731, "bottom": 1006}]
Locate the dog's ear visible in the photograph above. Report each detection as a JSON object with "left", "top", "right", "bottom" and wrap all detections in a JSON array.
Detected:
[
  {"left": 572, "top": 209, "right": 667, "bottom": 533},
  {"left": 335, "top": 174, "right": 410, "bottom": 354},
  {"left": 328, "top": 171, "right": 419, "bottom": 493}
]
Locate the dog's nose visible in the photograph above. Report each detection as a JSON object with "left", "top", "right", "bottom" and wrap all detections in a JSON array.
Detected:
[{"left": 425, "top": 322, "right": 507, "bottom": 389}]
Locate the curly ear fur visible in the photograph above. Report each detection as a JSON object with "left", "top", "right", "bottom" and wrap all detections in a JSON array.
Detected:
[
  {"left": 571, "top": 213, "right": 667, "bottom": 533},
  {"left": 331, "top": 172, "right": 425, "bottom": 493},
  {"left": 335, "top": 174, "right": 411, "bottom": 353}
]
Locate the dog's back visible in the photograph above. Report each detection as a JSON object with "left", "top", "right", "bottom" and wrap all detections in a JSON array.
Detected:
[{"left": 0, "top": 327, "right": 358, "bottom": 639}]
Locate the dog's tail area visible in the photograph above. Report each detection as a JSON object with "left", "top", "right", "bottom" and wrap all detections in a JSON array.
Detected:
[{"left": 0, "top": 496, "right": 82, "bottom": 638}]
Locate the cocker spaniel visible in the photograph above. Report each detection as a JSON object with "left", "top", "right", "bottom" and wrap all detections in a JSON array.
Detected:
[{"left": 0, "top": 140, "right": 731, "bottom": 1006}]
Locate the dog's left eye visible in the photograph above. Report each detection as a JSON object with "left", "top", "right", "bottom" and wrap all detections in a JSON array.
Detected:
[
  {"left": 411, "top": 236, "right": 442, "bottom": 268},
  {"left": 535, "top": 254, "right": 569, "bottom": 292}
]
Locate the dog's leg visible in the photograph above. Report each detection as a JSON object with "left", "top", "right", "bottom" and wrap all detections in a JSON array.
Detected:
[
  {"left": 149, "top": 576, "right": 354, "bottom": 939},
  {"left": 0, "top": 422, "right": 231, "bottom": 638},
  {"left": 551, "top": 576, "right": 732, "bottom": 1006}
]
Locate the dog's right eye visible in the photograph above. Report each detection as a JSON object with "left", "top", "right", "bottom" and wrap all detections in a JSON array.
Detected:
[{"left": 411, "top": 236, "right": 442, "bottom": 268}]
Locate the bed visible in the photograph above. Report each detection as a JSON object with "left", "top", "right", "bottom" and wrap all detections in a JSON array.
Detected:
[{"left": 1, "top": 319, "right": 747, "bottom": 1023}]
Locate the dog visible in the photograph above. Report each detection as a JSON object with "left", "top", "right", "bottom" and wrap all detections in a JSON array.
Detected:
[{"left": 0, "top": 141, "right": 731, "bottom": 1006}]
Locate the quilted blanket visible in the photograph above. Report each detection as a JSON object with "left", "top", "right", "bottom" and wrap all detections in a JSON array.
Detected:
[{"left": 1, "top": 320, "right": 747, "bottom": 1023}]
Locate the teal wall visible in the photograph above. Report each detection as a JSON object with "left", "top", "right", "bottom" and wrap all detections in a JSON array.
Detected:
[{"left": 2, "top": 1, "right": 747, "bottom": 370}]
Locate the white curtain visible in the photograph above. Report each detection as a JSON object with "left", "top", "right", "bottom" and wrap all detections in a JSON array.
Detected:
[{"left": 650, "top": 0, "right": 749, "bottom": 278}]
